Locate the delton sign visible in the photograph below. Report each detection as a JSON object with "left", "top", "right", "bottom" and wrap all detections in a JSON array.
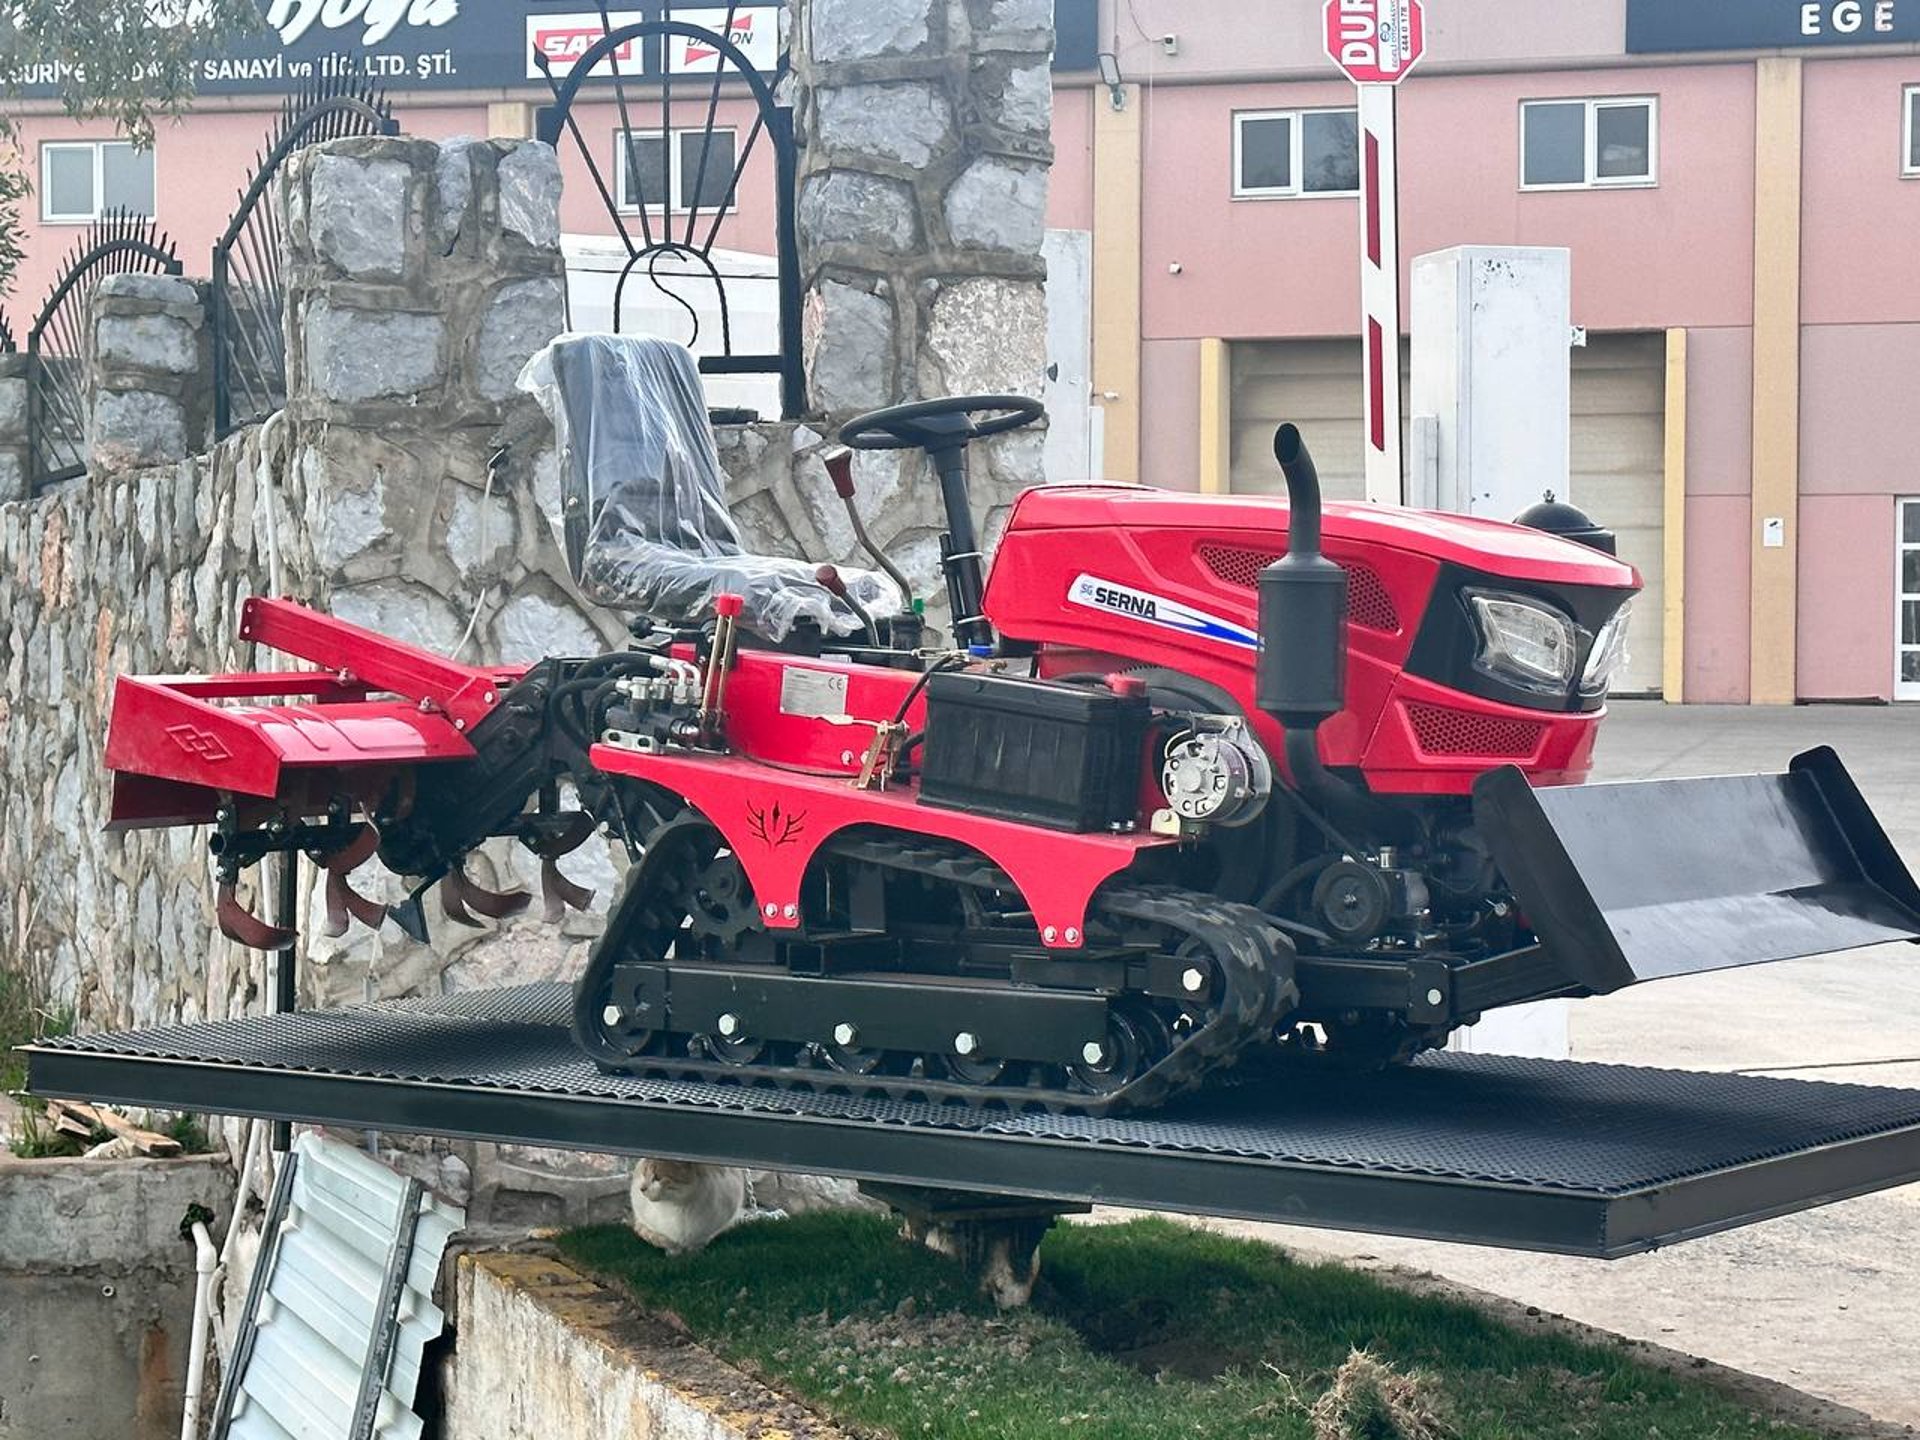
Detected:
[{"left": 1324, "top": 0, "right": 1427, "bottom": 84}]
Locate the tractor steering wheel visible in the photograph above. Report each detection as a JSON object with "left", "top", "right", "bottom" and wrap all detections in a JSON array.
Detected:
[{"left": 838, "top": 394, "right": 1045, "bottom": 454}]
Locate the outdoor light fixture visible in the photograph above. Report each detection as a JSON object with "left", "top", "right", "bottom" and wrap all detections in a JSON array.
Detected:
[{"left": 1097, "top": 50, "right": 1126, "bottom": 110}]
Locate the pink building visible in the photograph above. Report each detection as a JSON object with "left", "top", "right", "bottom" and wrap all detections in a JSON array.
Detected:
[{"left": 5, "top": 0, "right": 1919, "bottom": 701}]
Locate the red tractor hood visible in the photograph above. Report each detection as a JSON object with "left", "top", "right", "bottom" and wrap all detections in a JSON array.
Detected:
[{"left": 1005, "top": 486, "right": 1641, "bottom": 589}]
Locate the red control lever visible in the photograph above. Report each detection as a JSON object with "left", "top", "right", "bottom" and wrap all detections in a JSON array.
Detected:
[
  {"left": 825, "top": 449, "right": 857, "bottom": 500},
  {"left": 814, "top": 564, "right": 851, "bottom": 599}
]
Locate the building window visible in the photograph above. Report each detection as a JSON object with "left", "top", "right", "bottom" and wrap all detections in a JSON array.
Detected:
[
  {"left": 1233, "top": 109, "right": 1361, "bottom": 198},
  {"left": 1520, "top": 98, "right": 1657, "bottom": 190},
  {"left": 39, "top": 141, "right": 155, "bottom": 223},
  {"left": 1901, "top": 499, "right": 1920, "bottom": 698},
  {"left": 1905, "top": 86, "right": 1919, "bottom": 176},
  {"left": 614, "top": 128, "right": 739, "bottom": 213}
]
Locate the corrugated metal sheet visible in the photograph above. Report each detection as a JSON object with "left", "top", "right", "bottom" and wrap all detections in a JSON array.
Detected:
[{"left": 221, "top": 1133, "right": 462, "bottom": 1440}]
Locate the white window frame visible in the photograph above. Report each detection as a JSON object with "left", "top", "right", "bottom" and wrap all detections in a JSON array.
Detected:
[
  {"left": 1231, "top": 107, "right": 1361, "bottom": 200},
  {"left": 1519, "top": 96, "right": 1659, "bottom": 192},
  {"left": 39, "top": 139, "right": 156, "bottom": 224},
  {"left": 613, "top": 126, "right": 740, "bottom": 215},
  {"left": 1899, "top": 498, "right": 1920, "bottom": 700},
  {"left": 1904, "top": 85, "right": 1919, "bottom": 178}
]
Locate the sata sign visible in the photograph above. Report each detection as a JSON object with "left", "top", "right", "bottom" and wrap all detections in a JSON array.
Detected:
[{"left": 1324, "top": 0, "right": 1427, "bottom": 84}]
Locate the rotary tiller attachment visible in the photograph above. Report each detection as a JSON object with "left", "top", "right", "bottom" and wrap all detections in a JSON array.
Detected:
[{"left": 1473, "top": 746, "right": 1920, "bottom": 995}]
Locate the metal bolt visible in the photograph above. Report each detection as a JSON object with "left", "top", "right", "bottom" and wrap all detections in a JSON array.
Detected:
[
  {"left": 1041, "top": 926, "right": 1058, "bottom": 943},
  {"left": 1081, "top": 1041, "right": 1106, "bottom": 1066},
  {"left": 1426, "top": 988, "right": 1445, "bottom": 1007},
  {"left": 602, "top": 1005, "right": 623, "bottom": 1027},
  {"left": 833, "top": 1022, "right": 859, "bottom": 1047},
  {"left": 1064, "top": 927, "right": 1080, "bottom": 944},
  {"left": 840, "top": 750, "right": 855, "bottom": 765},
  {"left": 953, "top": 1031, "right": 980, "bottom": 1056},
  {"left": 782, "top": 903, "right": 798, "bottom": 920},
  {"left": 717, "top": 1013, "right": 741, "bottom": 1037},
  {"left": 1181, "top": 966, "right": 1207, "bottom": 994},
  {"left": 764, "top": 902, "right": 780, "bottom": 918}
]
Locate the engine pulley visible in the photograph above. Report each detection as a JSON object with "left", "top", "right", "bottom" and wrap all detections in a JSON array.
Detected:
[{"left": 1160, "top": 720, "right": 1272, "bottom": 828}]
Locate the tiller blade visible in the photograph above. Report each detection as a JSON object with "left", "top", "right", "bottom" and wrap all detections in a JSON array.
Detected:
[
  {"left": 531, "top": 812, "right": 597, "bottom": 923},
  {"left": 217, "top": 882, "right": 297, "bottom": 951},
  {"left": 316, "top": 826, "right": 388, "bottom": 939},
  {"left": 1474, "top": 745, "right": 1920, "bottom": 995},
  {"left": 540, "top": 858, "right": 596, "bottom": 923},
  {"left": 440, "top": 867, "right": 533, "bottom": 928}
]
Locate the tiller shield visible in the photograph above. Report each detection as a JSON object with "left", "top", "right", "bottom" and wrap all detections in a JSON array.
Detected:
[
  {"left": 1473, "top": 746, "right": 1920, "bottom": 995},
  {"left": 104, "top": 597, "right": 596, "bottom": 947}
]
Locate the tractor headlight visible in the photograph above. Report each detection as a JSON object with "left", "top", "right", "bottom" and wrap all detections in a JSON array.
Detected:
[
  {"left": 1467, "top": 591, "right": 1578, "bottom": 694},
  {"left": 1579, "top": 601, "right": 1633, "bottom": 696}
]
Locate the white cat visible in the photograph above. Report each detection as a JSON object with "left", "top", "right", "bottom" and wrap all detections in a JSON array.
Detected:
[{"left": 627, "top": 1158, "right": 879, "bottom": 1254}]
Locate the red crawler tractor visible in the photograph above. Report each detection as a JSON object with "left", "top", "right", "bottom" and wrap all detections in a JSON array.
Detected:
[{"left": 103, "top": 337, "right": 1920, "bottom": 1114}]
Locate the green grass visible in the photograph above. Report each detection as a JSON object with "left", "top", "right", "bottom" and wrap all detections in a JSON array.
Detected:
[
  {"left": 558, "top": 1214, "right": 1829, "bottom": 1440},
  {"left": 3, "top": 968, "right": 211, "bottom": 1158},
  {"left": 0, "top": 964, "right": 71, "bottom": 1097}
]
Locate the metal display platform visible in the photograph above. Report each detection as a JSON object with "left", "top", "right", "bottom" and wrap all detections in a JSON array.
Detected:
[{"left": 24, "top": 983, "right": 1920, "bottom": 1258}]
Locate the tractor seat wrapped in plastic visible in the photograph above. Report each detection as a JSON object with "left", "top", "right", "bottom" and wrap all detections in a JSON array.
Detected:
[{"left": 518, "top": 333, "right": 897, "bottom": 640}]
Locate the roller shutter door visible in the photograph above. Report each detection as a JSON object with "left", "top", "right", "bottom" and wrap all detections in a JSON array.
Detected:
[{"left": 1228, "top": 333, "right": 1665, "bottom": 694}]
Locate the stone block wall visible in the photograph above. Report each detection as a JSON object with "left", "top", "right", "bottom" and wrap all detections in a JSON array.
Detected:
[
  {"left": 85, "top": 273, "right": 214, "bottom": 475},
  {"left": 0, "top": 352, "right": 28, "bottom": 503},
  {"left": 0, "top": 425, "right": 302, "bottom": 1034}
]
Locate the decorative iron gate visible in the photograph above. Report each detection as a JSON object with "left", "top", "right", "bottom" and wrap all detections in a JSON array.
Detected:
[
  {"left": 535, "top": 8, "right": 804, "bottom": 419},
  {"left": 212, "top": 76, "right": 397, "bottom": 437},
  {"left": 25, "top": 212, "right": 182, "bottom": 491}
]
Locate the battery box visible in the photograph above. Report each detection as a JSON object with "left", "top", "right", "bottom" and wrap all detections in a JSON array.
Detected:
[{"left": 916, "top": 670, "right": 1150, "bottom": 832}]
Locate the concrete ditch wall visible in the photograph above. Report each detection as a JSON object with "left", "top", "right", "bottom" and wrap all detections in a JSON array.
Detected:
[
  {"left": 0, "top": 1154, "right": 231, "bottom": 1440},
  {"left": 442, "top": 1251, "right": 849, "bottom": 1440}
]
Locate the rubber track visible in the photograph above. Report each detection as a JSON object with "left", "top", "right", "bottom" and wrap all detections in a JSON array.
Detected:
[{"left": 575, "top": 831, "right": 1300, "bottom": 1117}]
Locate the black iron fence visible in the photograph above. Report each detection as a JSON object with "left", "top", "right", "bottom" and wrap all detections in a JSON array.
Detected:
[
  {"left": 24, "top": 212, "right": 182, "bottom": 491},
  {"left": 13, "top": 12, "right": 803, "bottom": 482},
  {"left": 212, "top": 75, "right": 397, "bottom": 437},
  {"left": 534, "top": 7, "right": 804, "bottom": 419}
]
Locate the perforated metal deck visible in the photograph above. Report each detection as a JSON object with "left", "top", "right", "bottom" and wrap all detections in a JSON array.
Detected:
[{"left": 24, "top": 983, "right": 1920, "bottom": 1257}]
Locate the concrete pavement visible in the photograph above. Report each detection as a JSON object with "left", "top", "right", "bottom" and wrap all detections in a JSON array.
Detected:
[{"left": 1168, "top": 702, "right": 1920, "bottom": 1426}]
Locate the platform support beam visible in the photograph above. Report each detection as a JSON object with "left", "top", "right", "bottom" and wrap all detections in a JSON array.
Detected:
[{"left": 865, "top": 1184, "right": 1087, "bottom": 1310}]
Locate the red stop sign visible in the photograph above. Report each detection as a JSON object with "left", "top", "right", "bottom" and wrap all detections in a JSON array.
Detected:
[{"left": 1325, "top": 0, "right": 1427, "bottom": 84}]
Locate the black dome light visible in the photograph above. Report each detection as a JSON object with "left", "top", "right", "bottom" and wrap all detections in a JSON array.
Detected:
[{"left": 1514, "top": 491, "right": 1617, "bottom": 555}]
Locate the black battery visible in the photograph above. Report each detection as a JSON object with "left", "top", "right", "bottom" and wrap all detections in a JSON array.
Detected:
[{"left": 917, "top": 670, "right": 1150, "bottom": 832}]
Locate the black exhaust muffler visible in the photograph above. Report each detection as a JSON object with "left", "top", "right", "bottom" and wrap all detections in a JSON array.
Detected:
[{"left": 1256, "top": 425, "right": 1410, "bottom": 840}]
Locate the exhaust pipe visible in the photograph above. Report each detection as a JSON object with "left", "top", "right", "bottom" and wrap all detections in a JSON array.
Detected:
[{"left": 1257, "top": 425, "right": 1408, "bottom": 840}]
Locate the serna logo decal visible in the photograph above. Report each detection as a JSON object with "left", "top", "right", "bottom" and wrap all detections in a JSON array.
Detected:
[{"left": 1067, "top": 574, "right": 1259, "bottom": 649}]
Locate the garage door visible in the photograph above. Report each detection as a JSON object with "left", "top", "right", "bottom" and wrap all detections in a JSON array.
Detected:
[{"left": 1228, "top": 334, "right": 1665, "bottom": 694}]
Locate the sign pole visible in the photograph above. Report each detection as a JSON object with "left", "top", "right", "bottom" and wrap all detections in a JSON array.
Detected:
[
  {"left": 1358, "top": 80, "right": 1403, "bottom": 506},
  {"left": 1324, "top": 0, "right": 1423, "bottom": 506}
]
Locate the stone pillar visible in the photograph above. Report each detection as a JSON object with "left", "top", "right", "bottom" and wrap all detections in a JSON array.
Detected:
[
  {"left": 788, "top": 0, "right": 1055, "bottom": 614},
  {"left": 279, "top": 134, "right": 604, "bottom": 661},
  {"left": 0, "top": 353, "right": 28, "bottom": 502},
  {"left": 83, "top": 273, "right": 212, "bottom": 476}
]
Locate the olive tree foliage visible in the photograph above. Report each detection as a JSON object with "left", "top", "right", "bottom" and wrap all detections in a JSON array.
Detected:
[{"left": 0, "top": 0, "right": 263, "bottom": 301}]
